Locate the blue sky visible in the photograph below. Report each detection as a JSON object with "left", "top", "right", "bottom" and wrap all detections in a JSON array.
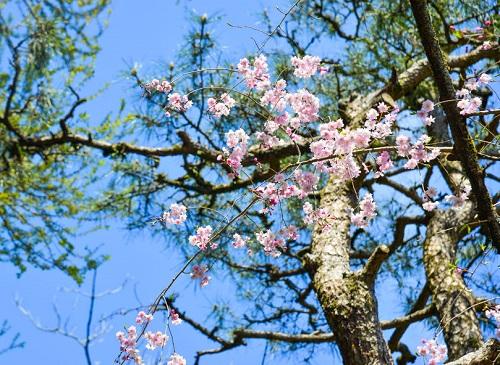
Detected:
[{"left": 0, "top": 1, "right": 486, "bottom": 364}]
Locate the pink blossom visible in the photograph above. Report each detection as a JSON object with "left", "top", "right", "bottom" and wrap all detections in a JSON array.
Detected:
[
  {"left": 377, "top": 102, "right": 389, "bottom": 114},
  {"left": 167, "top": 353, "right": 187, "bottom": 365},
  {"left": 167, "top": 93, "right": 193, "bottom": 112},
  {"left": 421, "top": 100, "right": 435, "bottom": 113},
  {"left": 256, "top": 230, "right": 286, "bottom": 257},
  {"left": 417, "top": 339, "right": 447, "bottom": 364},
  {"left": 279, "top": 225, "right": 298, "bottom": 240},
  {"left": 135, "top": 311, "right": 153, "bottom": 324},
  {"left": 231, "top": 233, "right": 247, "bottom": 248},
  {"left": 170, "top": 309, "right": 182, "bottom": 325},
  {"left": 366, "top": 108, "right": 379, "bottom": 122},
  {"left": 457, "top": 97, "right": 481, "bottom": 115},
  {"left": 291, "top": 55, "right": 321, "bottom": 78},
  {"left": 261, "top": 79, "right": 288, "bottom": 112},
  {"left": 222, "top": 129, "right": 250, "bottom": 174},
  {"left": 116, "top": 326, "right": 142, "bottom": 364},
  {"left": 303, "top": 202, "right": 330, "bottom": 226},
  {"left": 207, "top": 93, "right": 236, "bottom": 118},
  {"left": 445, "top": 185, "right": 471, "bottom": 208},
  {"left": 162, "top": 203, "right": 187, "bottom": 225},
  {"left": 320, "top": 119, "right": 343, "bottom": 140},
  {"left": 145, "top": 79, "right": 172, "bottom": 94},
  {"left": 465, "top": 78, "right": 478, "bottom": 91},
  {"left": 144, "top": 331, "right": 168, "bottom": 350},
  {"left": 422, "top": 201, "right": 439, "bottom": 212},
  {"left": 481, "top": 41, "right": 492, "bottom": 50},
  {"left": 188, "top": 226, "right": 215, "bottom": 250},
  {"left": 237, "top": 55, "right": 270, "bottom": 90},
  {"left": 424, "top": 115, "right": 435, "bottom": 126},
  {"left": 191, "top": 264, "right": 210, "bottom": 287},
  {"left": 310, "top": 139, "right": 334, "bottom": 160},
  {"left": 351, "top": 193, "right": 377, "bottom": 228},
  {"left": 351, "top": 128, "right": 371, "bottom": 148},
  {"left": 294, "top": 169, "right": 318, "bottom": 197},
  {"left": 478, "top": 73, "right": 492, "bottom": 85},
  {"left": 287, "top": 89, "right": 320, "bottom": 123},
  {"left": 375, "top": 151, "right": 393, "bottom": 177},
  {"left": 396, "top": 135, "right": 411, "bottom": 156}
]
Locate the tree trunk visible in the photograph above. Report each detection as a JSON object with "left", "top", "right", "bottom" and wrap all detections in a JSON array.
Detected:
[{"left": 304, "top": 178, "right": 393, "bottom": 365}]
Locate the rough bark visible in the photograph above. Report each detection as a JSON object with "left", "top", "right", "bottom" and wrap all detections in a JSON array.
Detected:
[
  {"left": 409, "top": 0, "right": 500, "bottom": 252},
  {"left": 445, "top": 339, "right": 499, "bottom": 365},
  {"left": 304, "top": 179, "right": 393, "bottom": 365},
  {"left": 423, "top": 199, "right": 483, "bottom": 359}
]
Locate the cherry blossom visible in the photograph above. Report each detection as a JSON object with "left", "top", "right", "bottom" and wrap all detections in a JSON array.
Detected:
[
  {"left": 291, "top": 55, "right": 321, "bottom": 78},
  {"left": 220, "top": 129, "right": 250, "bottom": 174},
  {"left": 188, "top": 225, "right": 215, "bottom": 250},
  {"left": 256, "top": 230, "right": 286, "bottom": 257},
  {"left": 144, "top": 331, "right": 168, "bottom": 350},
  {"left": 294, "top": 169, "right": 318, "bottom": 198},
  {"left": 417, "top": 339, "right": 447, "bottom": 364},
  {"left": 303, "top": 202, "right": 331, "bottom": 226},
  {"left": 485, "top": 304, "right": 500, "bottom": 338},
  {"left": 237, "top": 55, "right": 270, "bottom": 90},
  {"left": 145, "top": 79, "right": 172, "bottom": 94},
  {"left": 445, "top": 185, "right": 471, "bottom": 208},
  {"left": 231, "top": 233, "right": 247, "bottom": 248},
  {"left": 167, "top": 353, "right": 187, "bottom": 365},
  {"left": 351, "top": 193, "right": 377, "bottom": 228},
  {"left": 135, "top": 311, "right": 153, "bottom": 324},
  {"left": 422, "top": 187, "right": 439, "bottom": 212},
  {"left": 190, "top": 264, "right": 210, "bottom": 287},
  {"left": 168, "top": 93, "right": 193, "bottom": 112},
  {"left": 287, "top": 89, "right": 320, "bottom": 123},
  {"left": 261, "top": 79, "right": 288, "bottom": 112},
  {"left": 170, "top": 309, "right": 182, "bottom": 325},
  {"left": 375, "top": 150, "right": 393, "bottom": 177},
  {"left": 162, "top": 203, "right": 187, "bottom": 225},
  {"left": 116, "top": 326, "right": 142, "bottom": 364},
  {"left": 207, "top": 93, "right": 236, "bottom": 118}
]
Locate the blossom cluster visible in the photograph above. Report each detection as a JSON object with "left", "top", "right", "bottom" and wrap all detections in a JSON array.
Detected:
[
  {"left": 207, "top": 93, "right": 236, "bottom": 118},
  {"left": 162, "top": 203, "right": 187, "bottom": 225},
  {"left": 135, "top": 311, "right": 153, "bottom": 325},
  {"left": 144, "top": 79, "right": 172, "bottom": 94},
  {"left": 190, "top": 264, "right": 210, "bottom": 287},
  {"left": 188, "top": 225, "right": 216, "bottom": 250},
  {"left": 237, "top": 55, "right": 270, "bottom": 90},
  {"left": 422, "top": 187, "right": 439, "bottom": 212},
  {"left": 395, "top": 134, "right": 440, "bottom": 170},
  {"left": 445, "top": 185, "right": 471, "bottom": 208},
  {"left": 116, "top": 326, "right": 142, "bottom": 364},
  {"left": 291, "top": 55, "right": 321, "bottom": 78},
  {"left": 456, "top": 73, "right": 492, "bottom": 115},
  {"left": 416, "top": 99, "right": 435, "bottom": 126},
  {"left": 144, "top": 331, "right": 168, "bottom": 350},
  {"left": 231, "top": 233, "right": 247, "bottom": 248},
  {"left": 168, "top": 93, "right": 193, "bottom": 113},
  {"left": 218, "top": 128, "right": 250, "bottom": 175},
  {"left": 170, "top": 309, "right": 183, "bottom": 325},
  {"left": 351, "top": 193, "right": 377, "bottom": 228},
  {"left": 255, "top": 229, "right": 287, "bottom": 257},
  {"left": 302, "top": 202, "right": 331, "bottom": 227},
  {"left": 168, "top": 353, "right": 187, "bottom": 365},
  {"left": 417, "top": 339, "right": 447, "bottom": 365}
]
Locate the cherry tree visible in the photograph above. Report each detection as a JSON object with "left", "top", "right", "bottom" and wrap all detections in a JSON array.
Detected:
[{"left": 0, "top": 0, "right": 499, "bottom": 364}]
